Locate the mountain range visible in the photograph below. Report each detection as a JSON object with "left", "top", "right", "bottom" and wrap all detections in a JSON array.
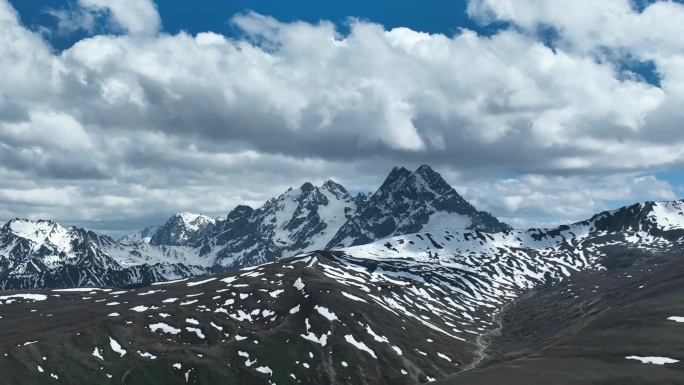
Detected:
[
  {"left": 0, "top": 197, "right": 683, "bottom": 384},
  {"left": 0, "top": 165, "right": 510, "bottom": 290}
]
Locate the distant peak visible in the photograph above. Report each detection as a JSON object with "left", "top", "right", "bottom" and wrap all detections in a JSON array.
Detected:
[
  {"left": 415, "top": 165, "right": 443, "bottom": 181},
  {"left": 299, "top": 181, "right": 315, "bottom": 193},
  {"left": 376, "top": 166, "right": 413, "bottom": 192},
  {"left": 321, "top": 180, "right": 348, "bottom": 193},
  {"left": 416, "top": 164, "right": 436, "bottom": 174},
  {"left": 5, "top": 218, "right": 59, "bottom": 228},
  {"left": 171, "top": 212, "right": 215, "bottom": 228},
  {"left": 322, "top": 179, "right": 340, "bottom": 188},
  {"left": 227, "top": 205, "right": 254, "bottom": 220},
  {"left": 4, "top": 218, "right": 69, "bottom": 245},
  {"left": 386, "top": 166, "right": 411, "bottom": 181},
  {"left": 233, "top": 204, "right": 254, "bottom": 212},
  {"left": 174, "top": 212, "right": 199, "bottom": 220},
  {"left": 414, "top": 164, "right": 452, "bottom": 191}
]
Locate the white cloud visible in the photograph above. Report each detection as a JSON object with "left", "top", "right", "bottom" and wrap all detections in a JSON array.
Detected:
[
  {"left": 44, "top": 8, "right": 97, "bottom": 35},
  {"left": 0, "top": 110, "right": 94, "bottom": 150},
  {"left": 0, "top": 0, "right": 683, "bottom": 232},
  {"left": 467, "top": 0, "right": 684, "bottom": 57},
  {"left": 78, "top": 0, "right": 161, "bottom": 35},
  {"left": 455, "top": 173, "right": 677, "bottom": 228}
]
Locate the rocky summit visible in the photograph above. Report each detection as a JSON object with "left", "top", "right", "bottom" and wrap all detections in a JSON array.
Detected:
[{"left": 0, "top": 198, "right": 683, "bottom": 384}]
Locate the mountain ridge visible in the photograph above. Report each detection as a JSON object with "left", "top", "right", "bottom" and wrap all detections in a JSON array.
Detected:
[
  {"left": 0, "top": 200, "right": 683, "bottom": 383},
  {"left": 4, "top": 166, "right": 681, "bottom": 293},
  {"left": 1, "top": 165, "right": 513, "bottom": 290}
]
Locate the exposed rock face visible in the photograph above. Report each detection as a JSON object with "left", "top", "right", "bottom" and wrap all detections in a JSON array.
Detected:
[
  {"left": 327, "top": 165, "right": 511, "bottom": 248},
  {"left": 0, "top": 219, "right": 207, "bottom": 290}
]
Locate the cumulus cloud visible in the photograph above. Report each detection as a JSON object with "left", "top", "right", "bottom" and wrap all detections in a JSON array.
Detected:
[
  {"left": 454, "top": 173, "right": 677, "bottom": 228},
  {"left": 78, "top": 0, "right": 161, "bottom": 35},
  {"left": 0, "top": 0, "right": 682, "bottom": 233},
  {"left": 42, "top": 0, "right": 161, "bottom": 36}
]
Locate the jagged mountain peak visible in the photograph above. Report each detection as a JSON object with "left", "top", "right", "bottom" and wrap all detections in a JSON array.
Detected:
[
  {"left": 373, "top": 165, "right": 454, "bottom": 202},
  {"left": 226, "top": 205, "right": 254, "bottom": 220},
  {"left": 5, "top": 218, "right": 60, "bottom": 231},
  {"left": 207, "top": 179, "right": 363, "bottom": 269},
  {"left": 299, "top": 181, "right": 315, "bottom": 193},
  {"left": 380, "top": 166, "right": 412, "bottom": 190},
  {"left": 172, "top": 212, "right": 216, "bottom": 229},
  {"left": 148, "top": 213, "right": 217, "bottom": 247},
  {"left": 3, "top": 218, "right": 72, "bottom": 250},
  {"left": 321, "top": 179, "right": 350, "bottom": 199},
  {"left": 414, "top": 164, "right": 452, "bottom": 191},
  {"left": 267, "top": 180, "right": 353, "bottom": 209},
  {"left": 416, "top": 163, "right": 434, "bottom": 173},
  {"left": 326, "top": 166, "right": 511, "bottom": 248}
]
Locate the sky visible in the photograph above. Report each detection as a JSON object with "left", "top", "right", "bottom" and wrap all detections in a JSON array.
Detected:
[{"left": 1, "top": 0, "right": 684, "bottom": 236}]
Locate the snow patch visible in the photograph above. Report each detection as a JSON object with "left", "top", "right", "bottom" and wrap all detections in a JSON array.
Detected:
[
  {"left": 341, "top": 292, "right": 367, "bottom": 303},
  {"left": 344, "top": 334, "right": 377, "bottom": 358},
  {"left": 255, "top": 366, "right": 273, "bottom": 375},
  {"left": 109, "top": 337, "right": 126, "bottom": 357},
  {"left": 92, "top": 347, "right": 103, "bottom": 360},
  {"left": 315, "top": 306, "right": 339, "bottom": 321},
  {"left": 626, "top": 356, "right": 679, "bottom": 365},
  {"left": 187, "top": 278, "right": 217, "bottom": 287},
  {"left": 150, "top": 323, "right": 181, "bottom": 335},
  {"left": 293, "top": 278, "right": 305, "bottom": 290},
  {"left": 0, "top": 294, "right": 47, "bottom": 301},
  {"left": 138, "top": 351, "right": 157, "bottom": 359}
]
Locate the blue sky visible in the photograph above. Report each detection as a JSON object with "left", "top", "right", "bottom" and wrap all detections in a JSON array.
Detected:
[
  {"left": 12, "top": 0, "right": 500, "bottom": 51},
  {"left": 10, "top": 0, "right": 666, "bottom": 91},
  {"left": 2, "top": 0, "right": 683, "bottom": 232}
]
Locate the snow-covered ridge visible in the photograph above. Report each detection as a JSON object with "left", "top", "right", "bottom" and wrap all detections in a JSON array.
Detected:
[
  {"left": 647, "top": 200, "right": 684, "bottom": 231},
  {"left": 5, "top": 219, "right": 73, "bottom": 252},
  {"left": 340, "top": 199, "right": 684, "bottom": 265},
  {"left": 175, "top": 213, "right": 217, "bottom": 232}
]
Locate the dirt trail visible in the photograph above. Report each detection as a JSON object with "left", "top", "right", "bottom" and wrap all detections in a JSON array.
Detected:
[{"left": 463, "top": 301, "right": 513, "bottom": 371}]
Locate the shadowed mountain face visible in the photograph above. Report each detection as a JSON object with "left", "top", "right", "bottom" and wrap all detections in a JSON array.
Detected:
[
  {"left": 0, "top": 201, "right": 683, "bottom": 384},
  {"left": 0, "top": 166, "right": 512, "bottom": 289},
  {"left": 434, "top": 251, "right": 684, "bottom": 385},
  {"left": 0, "top": 252, "right": 482, "bottom": 385},
  {"left": 149, "top": 213, "right": 218, "bottom": 247},
  {"left": 326, "top": 165, "right": 511, "bottom": 248}
]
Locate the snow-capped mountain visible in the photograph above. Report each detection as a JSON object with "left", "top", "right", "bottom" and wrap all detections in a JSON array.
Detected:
[
  {"left": 4, "top": 165, "right": 682, "bottom": 293},
  {"left": 0, "top": 178, "right": 370, "bottom": 288},
  {"left": 1, "top": 199, "right": 683, "bottom": 384},
  {"left": 0, "top": 219, "right": 208, "bottom": 290},
  {"left": 120, "top": 165, "right": 508, "bottom": 271},
  {"left": 326, "top": 165, "right": 511, "bottom": 248},
  {"left": 205, "top": 180, "right": 366, "bottom": 269},
  {"left": 149, "top": 212, "right": 219, "bottom": 247},
  {"left": 0, "top": 219, "right": 121, "bottom": 275}
]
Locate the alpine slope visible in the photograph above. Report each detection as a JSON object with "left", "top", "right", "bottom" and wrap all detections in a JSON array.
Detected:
[{"left": 0, "top": 198, "right": 683, "bottom": 384}]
